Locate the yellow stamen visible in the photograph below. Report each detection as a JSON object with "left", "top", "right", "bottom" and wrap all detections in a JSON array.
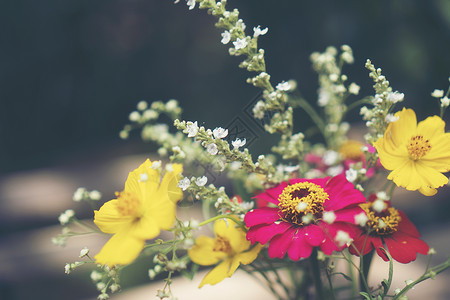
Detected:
[
  {"left": 115, "top": 191, "right": 141, "bottom": 218},
  {"left": 213, "top": 235, "right": 232, "bottom": 254},
  {"left": 407, "top": 135, "right": 431, "bottom": 160},
  {"left": 361, "top": 203, "right": 401, "bottom": 235},
  {"left": 278, "top": 182, "right": 329, "bottom": 226}
]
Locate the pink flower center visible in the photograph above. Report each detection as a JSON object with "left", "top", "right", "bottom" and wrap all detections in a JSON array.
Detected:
[
  {"left": 361, "top": 203, "right": 401, "bottom": 235},
  {"left": 277, "top": 182, "right": 329, "bottom": 226},
  {"left": 407, "top": 135, "right": 431, "bottom": 160}
]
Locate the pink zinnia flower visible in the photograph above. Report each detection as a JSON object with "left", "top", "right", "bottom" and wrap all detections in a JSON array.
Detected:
[
  {"left": 349, "top": 194, "right": 429, "bottom": 263},
  {"left": 244, "top": 175, "right": 366, "bottom": 260}
]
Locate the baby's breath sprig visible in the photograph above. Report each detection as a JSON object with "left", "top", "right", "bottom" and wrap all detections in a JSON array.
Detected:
[
  {"left": 174, "top": 119, "right": 276, "bottom": 177},
  {"left": 361, "top": 59, "right": 404, "bottom": 145},
  {"left": 431, "top": 79, "right": 450, "bottom": 118}
]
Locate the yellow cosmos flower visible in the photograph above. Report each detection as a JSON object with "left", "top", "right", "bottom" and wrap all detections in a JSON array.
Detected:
[
  {"left": 94, "top": 159, "right": 183, "bottom": 266},
  {"left": 188, "top": 218, "right": 263, "bottom": 287},
  {"left": 375, "top": 108, "right": 450, "bottom": 196}
]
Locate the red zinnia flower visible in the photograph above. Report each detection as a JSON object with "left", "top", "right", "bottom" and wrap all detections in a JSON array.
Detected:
[
  {"left": 349, "top": 194, "right": 429, "bottom": 263},
  {"left": 244, "top": 175, "right": 366, "bottom": 260}
]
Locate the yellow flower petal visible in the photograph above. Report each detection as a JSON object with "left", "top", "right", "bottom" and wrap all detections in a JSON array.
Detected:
[
  {"left": 235, "top": 244, "right": 264, "bottom": 265},
  {"left": 159, "top": 163, "right": 183, "bottom": 203},
  {"left": 374, "top": 137, "right": 409, "bottom": 170},
  {"left": 198, "top": 259, "right": 232, "bottom": 288},
  {"left": 389, "top": 108, "right": 417, "bottom": 147},
  {"left": 94, "top": 200, "right": 133, "bottom": 234},
  {"left": 125, "top": 159, "right": 160, "bottom": 198},
  {"left": 95, "top": 233, "right": 145, "bottom": 266},
  {"left": 129, "top": 214, "right": 161, "bottom": 240},
  {"left": 188, "top": 236, "right": 227, "bottom": 266},
  {"left": 417, "top": 115, "right": 446, "bottom": 141},
  {"left": 213, "top": 218, "right": 250, "bottom": 254}
]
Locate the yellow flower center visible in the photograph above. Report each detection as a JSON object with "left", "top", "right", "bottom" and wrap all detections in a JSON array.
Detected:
[
  {"left": 213, "top": 235, "right": 232, "bottom": 254},
  {"left": 407, "top": 135, "right": 431, "bottom": 160},
  {"left": 278, "top": 182, "right": 329, "bottom": 226},
  {"left": 339, "top": 140, "right": 364, "bottom": 160},
  {"left": 361, "top": 203, "right": 401, "bottom": 235},
  {"left": 115, "top": 191, "right": 141, "bottom": 218}
]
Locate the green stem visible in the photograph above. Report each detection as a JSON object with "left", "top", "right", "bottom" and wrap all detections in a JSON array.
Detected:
[
  {"left": 360, "top": 250, "right": 374, "bottom": 294},
  {"left": 290, "top": 97, "right": 326, "bottom": 137},
  {"left": 198, "top": 214, "right": 246, "bottom": 231},
  {"left": 311, "top": 248, "right": 326, "bottom": 300}
]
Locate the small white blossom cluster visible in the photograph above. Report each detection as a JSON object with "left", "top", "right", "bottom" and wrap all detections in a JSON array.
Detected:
[
  {"left": 120, "top": 99, "right": 182, "bottom": 140},
  {"left": 431, "top": 88, "right": 450, "bottom": 108},
  {"left": 310, "top": 46, "right": 359, "bottom": 149},
  {"left": 73, "top": 187, "right": 102, "bottom": 202},
  {"left": 360, "top": 60, "right": 404, "bottom": 145},
  {"left": 58, "top": 209, "right": 75, "bottom": 225}
]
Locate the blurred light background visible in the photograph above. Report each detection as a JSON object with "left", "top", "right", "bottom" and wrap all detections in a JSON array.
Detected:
[{"left": 0, "top": 0, "right": 449, "bottom": 299}]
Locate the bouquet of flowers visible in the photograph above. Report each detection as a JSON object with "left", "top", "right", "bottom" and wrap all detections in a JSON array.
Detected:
[{"left": 54, "top": 1, "right": 450, "bottom": 299}]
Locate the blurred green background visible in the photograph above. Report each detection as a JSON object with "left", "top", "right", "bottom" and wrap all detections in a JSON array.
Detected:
[{"left": 0, "top": 0, "right": 449, "bottom": 299}]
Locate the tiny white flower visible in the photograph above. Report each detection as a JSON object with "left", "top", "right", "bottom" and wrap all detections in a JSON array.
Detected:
[
  {"left": 348, "top": 83, "right": 360, "bottom": 95},
  {"left": 428, "top": 248, "right": 436, "bottom": 255},
  {"left": 322, "top": 211, "right": 336, "bottom": 224},
  {"left": 137, "top": 100, "right": 148, "bottom": 111},
  {"left": 139, "top": 173, "right": 149, "bottom": 182},
  {"left": 64, "top": 263, "right": 72, "bottom": 274},
  {"left": 387, "top": 91, "right": 404, "bottom": 103},
  {"left": 178, "top": 177, "right": 190, "bottom": 191},
  {"left": 405, "top": 279, "right": 414, "bottom": 286},
  {"left": 253, "top": 25, "right": 268, "bottom": 37},
  {"left": 276, "top": 81, "right": 292, "bottom": 91},
  {"left": 326, "top": 123, "right": 339, "bottom": 132},
  {"left": 441, "top": 96, "right": 450, "bottom": 107},
  {"left": 323, "top": 150, "right": 339, "bottom": 165},
  {"left": 373, "top": 199, "right": 387, "bottom": 213},
  {"left": 109, "top": 284, "right": 120, "bottom": 293},
  {"left": 96, "top": 282, "right": 106, "bottom": 291},
  {"left": 154, "top": 265, "right": 162, "bottom": 273},
  {"left": 329, "top": 73, "right": 339, "bottom": 82},
  {"left": 195, "top": 176, "right": 208, "bottom": 187},
  {"left": 73, "top": 187, "right": 86, "bottom": 202},
  {"left": 97, "top": 293, "right": 109, "bottom": 300},
  {"left": 151, "top": 160, "right": 161, "bottom": 169},
  {"left": 165, "top": 164, "right": 174, "bottom": 173},
  {"left": 301, "top": 214, "right": 313, "bottom": 224},
  {"left": 345, "top": 168, "right": 358, "bottom": 183},
  {"left": 354, "top": 212, "right": 369, "bottom": 227},
  {"left": 431, "top": 89, "right": 444, "bottom": 98},
  {"left": 378, "top": 219, "right": 387, "bottom": 228},
  {"left": 143, "top": 109, "right": 158, "bottom": 120},
  {"left": 78, "top": 247, "right": 89, "bottom": 258},
  {"left": 233, "top": 37, "right": 248, "bottom": 50},
  {"left": 296, "top": 202, "right": 308, "bottom": 212},
  {"left": 165, "top": 99, "right": 178, "bottom": 111},
  {"left": 184, "top": 121, "right": 198, "bottom": 137},
  {"left": 376, "top": 191, "right": 389, "bottom": 200},
  {"left": 335, "top": 230, "right": 353, "bottom": 247},
  {"left": 89, "top": 190, "right": 101, "bottom": 201},
  {"left": 394, "top": 288, "right": 402, "bottom": 295},
  {"left": 187, "top": 0, "right": 195, "bottom": 10},
  {"left": 221, "top": 31, "right": 231, "bottom": 44},
  {"left": 128, "top": 111, "right": 140, "bottom": 122},
  {"left": 213, "top": 127, "right": 228, "bottom": 139},
  {"left": 90, "top": 271, "right": 102, "bottom": 282},
  {"left": 58, "top": 209, "right": 75, "bottom": 225},
  {"left": 240, "top": 202, "right": 254, "bottom": 211},
  {"left": 385, "top": 113, "right": 399, "bottom": 123},
  {"left": 232, "top": 138, "right": 246, "bottom": 149},
  {"left": 206, "top": 143, "right": 218, "bottom": 155}
]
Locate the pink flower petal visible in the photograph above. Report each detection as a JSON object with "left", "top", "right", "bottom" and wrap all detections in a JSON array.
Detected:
[
  {"left": 319, "top": 222, "right": 358, "bottom": 254},
  {"left": 349, "top": 231, "right": 375, "bottom": 256},
  {"left": 268, "top": 227, "right": 296, "bottom": 259},
  {"left": 324, "top": 181, "right": 366, "bottom": 211},
  {"left": 397, "top": 210, "right": 420, "bottom": 238},
  {"left": 287, "top": 228, "right": 313, "bottom": 260},
  {"left": 265, "top": 182, "right": 288, "bottom": 201},
  {"left": 254, "top": 191, "right": 279, "bottom": 206},
  {"left": 384, "top": 232, "right": 429, "bottom": 263},
  {"left": 333, "top": 207, "right": 365, "bottom": 224},
  {"left": 244, "top": 207, "right": 280, "bottom": 227},
  {"left": 303, "top": 224, "right": 326, "bottom": 246},
  {"left": 246, "top": 221, "right": 292, "bottom": 245}
]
